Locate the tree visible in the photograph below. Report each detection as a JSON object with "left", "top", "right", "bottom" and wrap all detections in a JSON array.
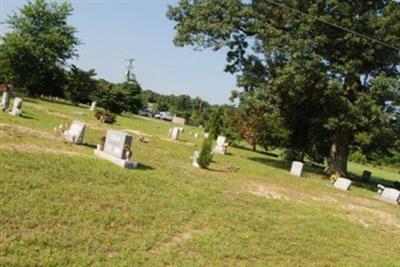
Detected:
[
  {"left": 0, "top": 0, "right": 79, "bottom": 96},
  {"left": 64, "top": 65, "right": 97, "bottom": 105},
  {"left": 197, "top": 138, "right": 213, "bottom": 168},
  {"left": 205, "top": 106, "right": 226, "bottom": 139},
  {"left": 119, "top": 78, "right": 144, "bottom": 113},
  {"left": 168, "top": 0, "right": 400, "bottom": 176}
]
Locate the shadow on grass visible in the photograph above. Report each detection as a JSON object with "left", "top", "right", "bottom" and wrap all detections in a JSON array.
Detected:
[
  {"left": 83, "top": 143, "right": 97, "bottom": 149},
  {"left": 136, "top": 163, "right": 154, "bottom": 171},
  {"left": 348, "top": 172, "right": 397, "bottom": 192},
  {"left": 20, "top": 113, "right": 34, "bottom": 120},
  {"left": 232, "top": 145, "right": 279, "bottom": 157}
]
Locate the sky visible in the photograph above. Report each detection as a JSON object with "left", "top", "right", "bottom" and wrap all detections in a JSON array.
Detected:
[{"left": 0, "top": 0, "right": 237, "bottom": 104}]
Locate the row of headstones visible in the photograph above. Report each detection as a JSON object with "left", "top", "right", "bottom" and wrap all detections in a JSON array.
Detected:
[
  {"left": 290, "top": 161, "right": 400, "bottom": 205},
  {"left": 1, "top": 92, "right": 23, "bottom": 116},
  {"left": 61, "top": 120, "right": 137, "bottom": 168}
]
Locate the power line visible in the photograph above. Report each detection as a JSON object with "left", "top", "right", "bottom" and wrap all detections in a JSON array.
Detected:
[{"left": 265, "top": 0, "right": 400, "bottom": 52}]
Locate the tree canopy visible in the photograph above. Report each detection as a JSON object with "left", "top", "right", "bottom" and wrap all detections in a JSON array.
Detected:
[{"left": 168, "top": 0, "right": 400, "bottom": 175}]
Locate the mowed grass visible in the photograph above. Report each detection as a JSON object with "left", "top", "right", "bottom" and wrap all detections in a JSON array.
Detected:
[{"left": 0, "top": 97, "right": 399, "bottom": 266}]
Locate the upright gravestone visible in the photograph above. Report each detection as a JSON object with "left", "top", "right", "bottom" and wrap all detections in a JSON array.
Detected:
[
  {"left": 204, "top": 133, "right": 210, "bottom": 139},
  {"left": 9, "top": 97, "right": 22, "bottom": 116},
  {"left": 361, "top": 170, "right": 372, "bottom": 182},
  {"left": 290, "top": 161, "right": 304, "bottom": 177},
  {"left": 333, "top": 177, "right": 352, "bottom": 191},
  {"left": 170, "top": 127, "right": 180, "bottom": 140},
  {"left": 94, "top": 129, "right": 137, "bottom": 169},
  {"left": 214, "top": 136, "right": 228, "bottom": 155},
  {"left": 194, "top": 133, "right": 199, "bottom": 138},
  {"left": 377, "top": 185, "right": 400, "bottom": 204},
  {"left": 63, "top": 120, "right": 86, "bottom": 144},
  {"left": 191, "top": 151, "right": 200, "bottom": 168},
  {"left": 90, "top": 101, "right": 97, "bottom": 111},
  {"left": 1, "top": 91, "right": 10, "bottom": 112}
]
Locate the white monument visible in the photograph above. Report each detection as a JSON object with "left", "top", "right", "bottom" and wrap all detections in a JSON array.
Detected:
[
  {"left": 194, "top": 133, "right": 199, "bottom": 138},
  {"left": 63, "top": 121, "right": 86, "bottom": 144},
  {"left": 333, "top": 177, "right": 352, "bottom": 191},
  {"left": 90, "top": 101, "right": 97, "bottom": 111},
  {"left": 9, "top": 97, "right": 22, "bottom": 116},
  {"left": 204, "top": 133, "right": 210, "bottom": 139},
  {"left": 94, "top": 129, "right": 137, "bottom": 169},
  {"left": 213, "top": 136, "right": 228, "bottom": 155},
  {"left": 377, "top": 185, "right": 400, "bottom": 204},
  {"left": 191, "top": 151, "right": 200, "bottom": 168},
  {"left": 169, "top": 127, "right": 180, "bottom": 140},
  {"left": 290, "top": 161, "right": 304, "bottom": 177}
]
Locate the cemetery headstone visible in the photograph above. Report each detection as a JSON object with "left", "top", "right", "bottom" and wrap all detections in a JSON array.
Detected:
[
  {"left": 213, "top": 136, "right": 228, "bottom": 155},
  {"left": 191, "top": 151, "right": 200, "bottom": 168},
  {"left": 90, "top": 101, "right": 97, "bottom": 111},
  {"left": 9, "top": 97, "right": 22, "bottom": 116},
  {"left": 194, "top": 133, "right": 199, "bottom": 138},
  {"left": 94, "top": 129, "right": 137, "bottom": 169},
  {"left": 290, "top": 161, "right": 304, "bottom": 177},
  {"left": 63, "top": 120, "right": 86, "bottom": 144},
  {"left": 333, "top": 177, "right": 352, "bottom": 191},
  {"left": 377, "top": 185, "right": 400, "bottom": 204},
  {"left": 1, "top": 91, "right": 10, "bottom": 111},
  {"left": 169, "top": 127, "right": 180, "bottom": 140},
  {"left": 204, "top": 133, "right": 210, "bottom": 139},
  {"left": 361, "top": 170, "right": 372, "bottom": 182}
]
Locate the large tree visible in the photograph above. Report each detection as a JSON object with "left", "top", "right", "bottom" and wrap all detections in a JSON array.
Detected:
[
  {"left": 0, "top": 0, "right": 79, "bottom": 96},
  {"left": 168, "top": 0, "right": 400, "bottom": 176}
]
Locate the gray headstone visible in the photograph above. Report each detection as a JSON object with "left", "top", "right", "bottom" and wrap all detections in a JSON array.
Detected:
[
  {"left": 290, "top": 161, "right": 304, "bottom": 177},
  {"left": 103, "top": 130, "right": 132, "bottom": 159},
  {"left": 377, "top": 185, "right": 400, "bottom": 204},
  {"left": 333, "top": 177, "right": 352, "bottom": 191},
  {"left": 9, "top": 97, "right": 22, "bottom": 116},
  {"left": 362, "top": 170, "right": 371, "bottom": 182},
  {"left": 63, "top": 121, "right": 86, "bottom": 144}
]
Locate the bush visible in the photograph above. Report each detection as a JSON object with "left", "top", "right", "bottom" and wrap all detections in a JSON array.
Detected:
[
  {"left": 349, "top": 150, "right": 368, "bottom": 164},
  {"left": 197, "top": 139, "right": 213, "bottom": 169},
  {"left": 95, "top": 110, "right": 116, "bottom": 124}
]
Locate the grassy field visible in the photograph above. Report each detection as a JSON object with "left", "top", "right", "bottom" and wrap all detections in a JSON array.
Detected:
[{"left": 1, "top": 97, "right": 399, "bottom": 266}]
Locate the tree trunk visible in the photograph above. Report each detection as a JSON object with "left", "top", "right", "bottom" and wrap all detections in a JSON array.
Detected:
[
  {"left": 326, "top": 129, "right": 351, "bottom": 177},
  {"left": 252, "top": 143, "right": 256, "bottom": 151}
]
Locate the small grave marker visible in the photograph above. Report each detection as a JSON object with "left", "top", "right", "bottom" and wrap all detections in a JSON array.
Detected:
[
  {"left": 9, "top": 97, "right": 22, "bottom": 116},
  {"left": 333, "top": 177, "right": 352, "bottom": 191},
  {"left": 63, "top": 121, "right": 86, "bottom": 144},
  {"left": 377, "top": 185, "right": 400, "bottom": 204},
  {"left": 214, "top": 136, "right": 228, "bottom": 155},
  {"left": 290, "top": 161, "right": 304, "bottom": 177},
  {"left": 90, "top": 101, "right": 97, "bottom": 111}
]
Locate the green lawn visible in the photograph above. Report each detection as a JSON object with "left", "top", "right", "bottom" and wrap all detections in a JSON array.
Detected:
[{"left": 1, "top": 97, "right": 399, "bottom": 266}]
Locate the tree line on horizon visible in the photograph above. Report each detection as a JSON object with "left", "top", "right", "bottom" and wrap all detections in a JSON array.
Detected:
[{"left": 0, "top": 0, "right": 399, "bottom": 173}]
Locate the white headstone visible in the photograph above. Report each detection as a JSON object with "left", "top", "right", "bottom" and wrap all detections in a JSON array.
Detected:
[
  {"left": 290, "top": 161, "right": 304, "bottom": 177},
  {"left": 191, "top": 151, "right": 200, "bottom": 168},
  {"left": 377, "top": 185, "right": 400, "bottom": 204},
  {"left": 94, "top": 129, "right": 137, "bottom": 168},
  {"left": 170, "top": 127, "right": 180, "bottom": 140},
  {"left": 9, "top": 97, "right": 22, "bottom": 116},
  {"left": 194, "top": 133, "right": 199, "bottom": 138},
  {"left": 333, "top": 177, "right": 352, "bottom": 191},
  {"left": 63, "top": 121, "right": 86, "bottom": 144},
  {"left": 90, "top": 101, "right": 97, "bottom": 111},
  {"left": 204, "top": 133, "right": 210, "bottom": 139},
  {"left": 1, "top": 91, "right": 10, "bottom": 111},
  {"left": 214, "top": 135, "right": 228, "bottom": 155}
]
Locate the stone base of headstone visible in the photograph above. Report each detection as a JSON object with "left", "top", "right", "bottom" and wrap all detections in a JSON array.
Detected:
[
  {"left": 94, "top": 149, "right": 138, "bottom": 169},
  {"left": 213, "top": 146, "right": 227, "bottom": 155},
  {"left": 333, "top": 177, "right": 352, "bottom": 191},
  {"left": 290, "top": 161, "right": 304, "bottom": 177},
  {"left": 376, "top": 185, "right": 400, "bottom": 204}
]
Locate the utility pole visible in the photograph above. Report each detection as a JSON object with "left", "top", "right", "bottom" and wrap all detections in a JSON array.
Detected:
[{"left": 125, "top": 58, "right": 134, "bottom": 82}]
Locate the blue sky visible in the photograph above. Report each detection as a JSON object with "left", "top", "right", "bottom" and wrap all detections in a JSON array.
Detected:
[{"left": 0, "top": 0, "right": 237, "bottom": 104}]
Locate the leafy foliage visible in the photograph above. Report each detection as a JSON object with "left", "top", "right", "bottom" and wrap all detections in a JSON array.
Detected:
[
  {"left": 0, "top": 0, "right": 79, "bottom": 96},
  {"left": 64, "top": 65, "right": 97, "bottom": 105},
  {"left": 197, "top": 138, "right": 213, "bottom": 168}
]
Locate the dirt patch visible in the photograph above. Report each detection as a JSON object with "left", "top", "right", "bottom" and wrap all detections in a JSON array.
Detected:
[
  {"left": 123, "top": 129, "right": 152, "bottom": 137},
  {"left": 248, "top": 183, "right": 291, "bottom": 201},
  {"left": 0, "top": 123, "right": 54, "bottom": 139},
  {"left": 0, "top": 143, "right": 86, "bottom": 157},
  {"left": 148, "top": 228, "right": 203, "bottom": 254}
]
